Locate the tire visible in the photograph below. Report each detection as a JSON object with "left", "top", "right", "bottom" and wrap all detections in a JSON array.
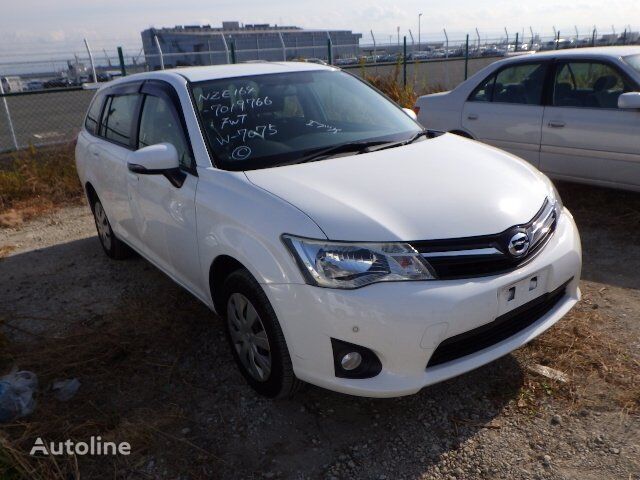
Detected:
[
  {"left": 222, "top": 269, "right": 302, "bottom": 398},
  {"left": 91, "top": 198, "right": 131, "bottom": 260}
]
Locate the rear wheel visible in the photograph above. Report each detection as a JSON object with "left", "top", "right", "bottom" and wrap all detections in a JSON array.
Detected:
[
  {"left": 91, "top": 199, "right": 131, "bottom": 260},
  {"left": 222, "top": 269, "right": 302, "bottom": 398}
]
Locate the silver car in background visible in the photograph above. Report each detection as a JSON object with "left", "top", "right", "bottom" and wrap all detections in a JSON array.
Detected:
[{"left": 415, "top": 47, "right": 640, "bottom": 192}]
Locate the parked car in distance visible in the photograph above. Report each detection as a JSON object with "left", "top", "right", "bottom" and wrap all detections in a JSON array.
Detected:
[
  {"left": 25, "top": 80, "right": 45, "bottom": 91},
  {"left": 414, "top": 46, "right": 640, "bottom": 192},
  {"left": 43, "top": 77, "right": 71, "bottom": 89},
  {"left": 76, "top": 62, "right": 581, "bottom": 398},
  {"left": 298, "top": 58, "right": 328, "bottom": 65}
]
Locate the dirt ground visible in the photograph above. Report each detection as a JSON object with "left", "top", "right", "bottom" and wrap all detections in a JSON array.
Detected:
[{"left": 0, "top": 182, "right": 638, "bottom": 480}]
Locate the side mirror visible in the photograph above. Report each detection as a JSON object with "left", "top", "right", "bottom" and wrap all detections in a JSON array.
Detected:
[
  {"left": 402, "top": 107, "right": 418, "bottom": 121},
  {"left": 127, "top": 143, "right": 186, "bottom": 187},
  {"left": 618, "top": 92, "right": 640, "bottom": 109},
  {"left": 127, "top": 143, "right": 180, "bottom": 173}
]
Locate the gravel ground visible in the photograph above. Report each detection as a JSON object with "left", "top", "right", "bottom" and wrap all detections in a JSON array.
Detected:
[{"left": 0, "top": 183, "right": 639, "bottom": 480}]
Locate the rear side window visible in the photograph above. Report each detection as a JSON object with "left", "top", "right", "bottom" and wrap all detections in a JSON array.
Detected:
[
  {"left": 469, "top": 62, "right": 548, "bottom": 105},
  {"left": 100, "top": 94, "right": 140, "bottom": 146},
  {"left": 85, "top": 92, "right": 105, "bottom": 135}
]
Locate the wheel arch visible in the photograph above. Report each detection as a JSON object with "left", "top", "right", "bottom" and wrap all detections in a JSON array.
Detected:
[
  {"left": 209, "top": 254, "right": 252, "bottom": 314},
  {"left": 449, "top": 129, "right": 474, "bottom": 139},
  {"left": 85, "top": 182, "right": 98, "bottom": 211}
]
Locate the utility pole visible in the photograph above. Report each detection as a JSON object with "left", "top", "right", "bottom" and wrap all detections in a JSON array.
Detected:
[{"left": 397, "top": 26, "right": 400, "bottom": 46}]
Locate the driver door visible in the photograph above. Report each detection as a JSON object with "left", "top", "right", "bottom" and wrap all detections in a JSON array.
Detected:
[
  {"left": 128, "top": 81, "right": 204, "bottom": 297},
  {"left": 539, "top": 59, "right": 640, "bottom": 187}
]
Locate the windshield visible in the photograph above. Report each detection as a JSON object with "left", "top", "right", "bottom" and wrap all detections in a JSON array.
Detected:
[
  {"left": 624, "top": 54, "right": 640, "bottom": 75},
  {"left": 190, "top": 70, "right": 421, "bottom": 170}
]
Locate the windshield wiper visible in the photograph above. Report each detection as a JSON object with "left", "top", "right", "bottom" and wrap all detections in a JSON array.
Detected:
[
  {"left": 292, "top": 140, "right": 391, "bottom": 164},
  {"left": 284, "top": 131, "right": 432, "bottom": 166},
  {"left": 362, "top": 130, "right": 430, "bottom": 153}
]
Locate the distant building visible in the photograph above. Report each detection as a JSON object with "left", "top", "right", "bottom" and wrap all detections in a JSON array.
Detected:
[{"left": 141, "top": 22, "right": 362, "bottom": 69}]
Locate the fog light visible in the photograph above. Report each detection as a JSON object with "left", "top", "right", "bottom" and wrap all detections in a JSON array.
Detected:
[
  {"left": 331, "top": 338, "right": 382, "bottom": 379},
  {"left": 340, "top": 352, "right": 362, "bottom": 371}
]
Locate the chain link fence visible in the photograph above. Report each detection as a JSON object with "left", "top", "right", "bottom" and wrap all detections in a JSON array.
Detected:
[{"left": 1, "top": 27, "right": 638, "bottom": 153}]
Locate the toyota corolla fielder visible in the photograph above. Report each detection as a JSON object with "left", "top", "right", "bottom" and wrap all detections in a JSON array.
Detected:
[{"left": 76, "top": 62, "right": 581, "bottom": 398}]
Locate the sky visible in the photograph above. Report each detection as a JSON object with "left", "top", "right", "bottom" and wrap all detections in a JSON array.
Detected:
[{"left": 1, "top": 0, "right": 639, "bottom": 58}]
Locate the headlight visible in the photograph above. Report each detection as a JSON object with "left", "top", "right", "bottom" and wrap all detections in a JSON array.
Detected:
[
  {"left": 282, "top": 235, "right": 436, "bottom": 289},
  {"left": 550, "top": 183, "right": 563, "bottom": 217}
]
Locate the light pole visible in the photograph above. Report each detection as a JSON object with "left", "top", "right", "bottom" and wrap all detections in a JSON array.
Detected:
[{"left": 418, "top": 13, "right": 422, "bottom": 51}]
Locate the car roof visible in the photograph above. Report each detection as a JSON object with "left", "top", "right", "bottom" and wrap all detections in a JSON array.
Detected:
[
  {"left": 107, "top": 61, "right": 336, "bottom": 87},
  {"left": 526, "top": 46, "right": 640, "bottom": 60}
]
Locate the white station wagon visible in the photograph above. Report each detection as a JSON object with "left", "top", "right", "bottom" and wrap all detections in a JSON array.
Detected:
[
  {"left": 76, "top": 62, "right": 581, "bottom": 398},
  {"left": 415, "top": 47, "right": 640, "bottom": 192}
]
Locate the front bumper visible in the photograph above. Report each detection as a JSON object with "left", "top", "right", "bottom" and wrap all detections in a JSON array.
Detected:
[{"left": 264, "top": 210, "right": 581, "bottom": 397}]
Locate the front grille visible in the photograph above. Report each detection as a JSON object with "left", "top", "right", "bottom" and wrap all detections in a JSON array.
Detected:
[
  {"left": 426, "top": 279, "right": 571, "bottom": 368},
  {"left": 411, "top": 199, "right": 558, "bottom": 279}
]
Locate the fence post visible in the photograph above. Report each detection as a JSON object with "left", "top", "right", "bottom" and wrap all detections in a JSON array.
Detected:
[
  {"left": 464, "top": 34, "right": 469, "bottom": 80},
  {"left": 117, "top": 47, "right": 127, "bottom": 76},
  {"left": 230, "top": 41, "right": 237, "bottom": 64},
  {"left": 403, "top": 36, "right": 407, "bottom": 88},
  {"left": 84, "top": 38, "right": 98, "bottom": 83},
  {"left": 0, "top": 82, "right": 18, "bottom": 150},
  {"left": 327, "top": 38, "right": 333, "bottom": 65},
  {"left": 220, "top": 34, "right": 230, "bottom": 64},
  {"left": 515, "top": 32, "right": 519, "bottom": 52},
  {"left": 154, "top": 35, "right": 165, "bottom": 69},
  {"left": 278, "top": 31, "right": 287, "bottom": 61}
]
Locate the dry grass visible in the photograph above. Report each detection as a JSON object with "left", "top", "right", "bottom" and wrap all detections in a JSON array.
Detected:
[
  {"left": 519, "top": 285, "right": 640, "bottom": 414},
  {"left": 0, "top": 144, "right": 83, "bottom": 228},
  {"left": 362, "top": 61, "right": 445, "bottom": 108}
]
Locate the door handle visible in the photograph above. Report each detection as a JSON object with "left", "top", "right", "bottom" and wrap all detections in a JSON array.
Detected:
[
  {"left": 548, "top": 121, "right": 565, "bottom": 128},
  {"left": 467, "top": 113, "right": 479, "bottom": 120}
]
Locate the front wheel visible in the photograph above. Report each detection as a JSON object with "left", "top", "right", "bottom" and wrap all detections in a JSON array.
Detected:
[{"left": 222, "top": 269, "right": 302, "bottom": 398}]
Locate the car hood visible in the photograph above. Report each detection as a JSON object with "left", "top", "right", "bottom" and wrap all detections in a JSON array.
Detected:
[{"left": 244, "top": 134, "right": 552, "bottom": 241}]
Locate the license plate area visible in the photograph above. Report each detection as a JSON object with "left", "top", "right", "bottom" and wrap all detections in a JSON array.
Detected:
[{"left": 498, "top": 269, "right": 549, "bottom": 316}]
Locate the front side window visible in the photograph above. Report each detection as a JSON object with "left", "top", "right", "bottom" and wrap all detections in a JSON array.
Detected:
[
  {"left": 623, "top": 54, "right": 640, "bottom": 75},
  {"left": 191, "top": 70, "right": 421, "bottom": 170},
  {"left": 100, "top": 94, "right": 139, "bottom": 146},
  {"left": 469, "top": 63, "right": 547, "bottom": 105},
  {"left": 138, "top": 95, "right": 193, "bottom": 169},
  {"left": 553, "top": 61, "right": 632, "bottom": 109}
]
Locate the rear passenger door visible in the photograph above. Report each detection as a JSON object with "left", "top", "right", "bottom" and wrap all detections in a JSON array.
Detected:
[
  {"left": 462, "top": 61, "right": 549, "bottom": 166},
  {"left": 127, "top": 81, "right": 203, "bottom": 296},
  {"left": 540, "top": 59, "right": 640, "bottom": 187}
]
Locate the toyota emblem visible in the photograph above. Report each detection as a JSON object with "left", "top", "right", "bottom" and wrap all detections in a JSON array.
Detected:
[{"left": 508, "top": 232, "right": 530, "bottom": 258}]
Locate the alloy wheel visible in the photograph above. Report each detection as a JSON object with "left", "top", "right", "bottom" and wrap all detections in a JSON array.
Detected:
[
  {"left": 227, "top": 293, "right": 272, "bottom": 382},
  {"left": 94, "top": 202, "right": 112, "bottom": 251}
]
